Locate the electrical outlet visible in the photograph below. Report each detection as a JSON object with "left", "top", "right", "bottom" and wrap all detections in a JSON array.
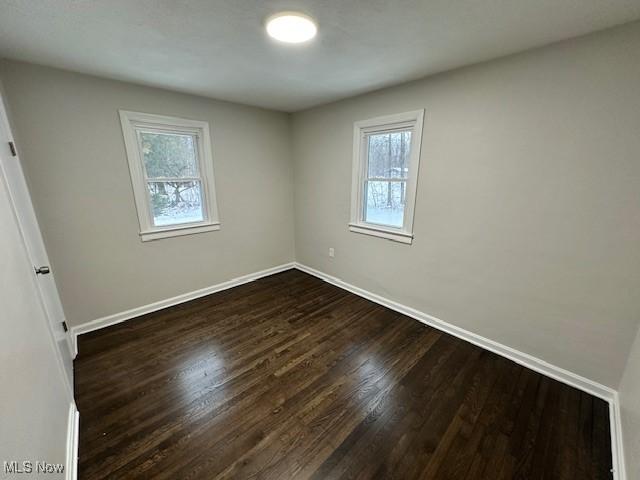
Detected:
[{"left": 329, "top": 247, "right": 335, "bottom": 258}]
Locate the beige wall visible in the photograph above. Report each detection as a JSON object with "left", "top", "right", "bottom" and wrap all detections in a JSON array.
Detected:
[
  {"left": 0, "top": 145, "right": 70, "bottom": 477},
  {"left": 292, "top": 22, "right": 640, "bottom": 388},
  {"left": 0, "top": 60, "right": 295, "bottom": 327},
  {"left": 620, "top": 325, "right": 640, "bottom": 478}
]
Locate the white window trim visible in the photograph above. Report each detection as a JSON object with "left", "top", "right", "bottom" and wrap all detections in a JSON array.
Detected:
[
  {"left": 119, "top": 110, "right": 220, "bottom": 242},
  {"left": 349, "top": 109, "right": 424, "bottom": 244}
]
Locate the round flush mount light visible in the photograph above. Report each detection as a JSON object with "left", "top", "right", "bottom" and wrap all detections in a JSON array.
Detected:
[{"left": 266, "top": 12, "right": 317, "bottom": 43}]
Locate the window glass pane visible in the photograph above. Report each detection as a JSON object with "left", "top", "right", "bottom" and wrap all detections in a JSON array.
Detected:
[
  {"left": 147, "top": 181, "right": 204, "bottom": 226},
  {"left": 364, "top": 180, "right": 406, "bottom": 228},
  {"left": 367, "top": 131, "right": 412, "bottom": 179},
  {"left": 140, "top": 131, "right": 198, "bottom": 178}
]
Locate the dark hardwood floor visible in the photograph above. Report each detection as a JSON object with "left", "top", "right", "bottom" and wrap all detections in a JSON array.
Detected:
[{"left": 75, "top": 269, "right": 612, "bottom": 479}]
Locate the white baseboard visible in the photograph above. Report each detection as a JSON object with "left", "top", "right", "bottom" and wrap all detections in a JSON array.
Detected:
[
  {"left": 294, "top": 262, "right": 614, "bottom": 399},
  {"left": 293, "top": 262, "right": 626, "bottom": 480},
  {"left": 610, "top": 394, "right": 627, "bottom": 480},
  {"left": 71, "top": 262, "right": 295, "bottom": 350},
  {"left": 65, "top": 402, "right": 79, "bottom": 480}
]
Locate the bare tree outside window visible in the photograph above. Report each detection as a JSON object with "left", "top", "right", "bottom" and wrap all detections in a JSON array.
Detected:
[
  {"left": 140, "top": 132, "right": 204, "bottom": 226},
  {"left": 364, "top": 130, "right": 412, "bottom": 227}
]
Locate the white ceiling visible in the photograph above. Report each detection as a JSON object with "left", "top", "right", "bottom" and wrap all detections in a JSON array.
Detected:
[{"left": 1, "top": 1, "right": 639, "bottom": 112}]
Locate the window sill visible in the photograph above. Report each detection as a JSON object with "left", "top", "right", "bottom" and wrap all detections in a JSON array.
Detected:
[
  {"left": 348, "top": 223, "right": 413, "bottom": 244},
  {"left": 140, "top": 222, "right": 221, "bottom": 242}
]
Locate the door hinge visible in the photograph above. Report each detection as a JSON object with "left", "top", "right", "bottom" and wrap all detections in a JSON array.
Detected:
[
  {"left": 62, "top": 321, "right": 68, "bottom": 333},
  {"left": 8, "top": 141, "right": 17, "bottom": 157}
]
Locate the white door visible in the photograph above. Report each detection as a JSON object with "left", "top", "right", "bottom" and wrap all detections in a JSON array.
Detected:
[{"left": 0, "top": 93, "right": 74, "bottom": 394}]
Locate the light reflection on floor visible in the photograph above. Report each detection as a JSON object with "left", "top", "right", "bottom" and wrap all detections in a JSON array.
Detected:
[{"left": 176, "top": 345, "right": 228, "bottom": 405}]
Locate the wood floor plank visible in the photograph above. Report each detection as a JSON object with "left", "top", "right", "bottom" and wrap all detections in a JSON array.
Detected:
[{"left": 75, "top": 269, "right": 613, "bottom": 479}]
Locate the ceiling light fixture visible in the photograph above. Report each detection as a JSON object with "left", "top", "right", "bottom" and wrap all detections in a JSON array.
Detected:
[{"left": 266, "top": 12, "right": 317, "bottom": 44}]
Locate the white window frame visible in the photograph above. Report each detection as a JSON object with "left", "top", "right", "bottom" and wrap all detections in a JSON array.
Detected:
[
  {"left": 349, "top": 109, "right": 424, "bottom": 244},
  {"left": 119, "top": 110, "right": 220, "bottom": 242}
]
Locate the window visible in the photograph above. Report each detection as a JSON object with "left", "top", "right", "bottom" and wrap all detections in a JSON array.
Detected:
[
  {"left": 119, "top": 111, "right": 220, "bottom": 241},
  {"left": 350, "top": 110, "right": 424, "bottom": 244}
]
